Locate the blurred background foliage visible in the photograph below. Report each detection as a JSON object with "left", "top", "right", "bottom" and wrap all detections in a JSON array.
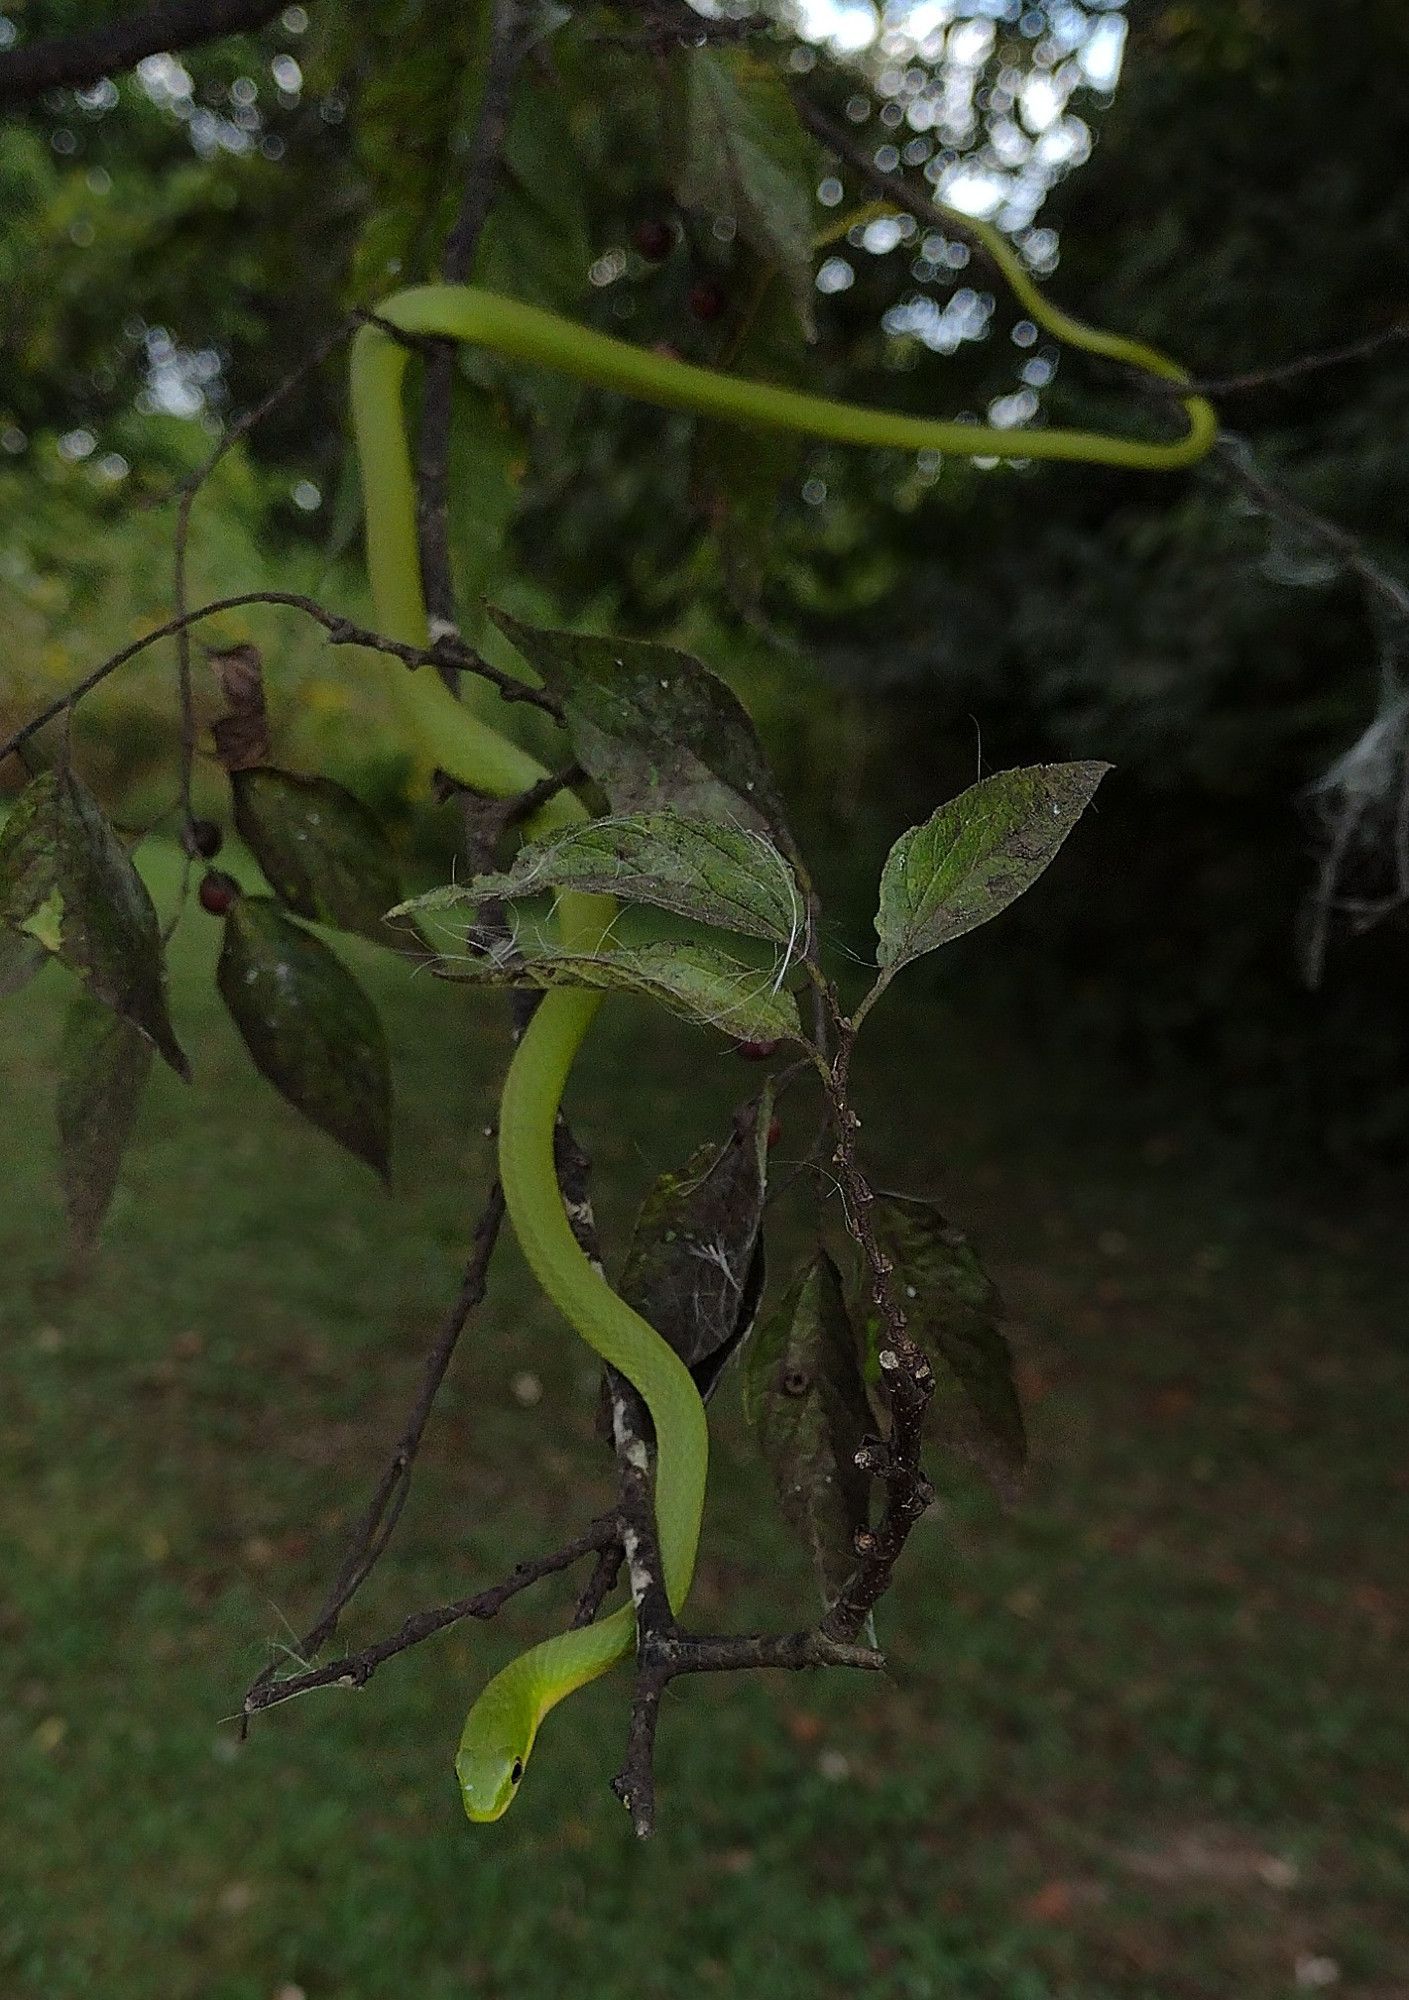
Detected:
[{"left": 2, "top": 0, "right": 1408, "bottom": 1153}]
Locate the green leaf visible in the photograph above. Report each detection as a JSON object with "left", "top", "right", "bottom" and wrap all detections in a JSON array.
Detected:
[
  {"left": 876, "top": 763, "right": 1110, "bottom": 972},
  {"left": 475, "top": 80, "right": 591, "bottom": 312},
  {"left": 231, "top": 768, "right": 410, "bottom": 950},
  {"left": 674, "top": 47, "right": 817, "bottom": 332},
  {"left": 0, "top": 767, "right": 187, "bottom": 1076},
  {"left": 487, "top": 608, "right": 795, "bottom": 850},
  {"left": 0, "top": 925, "right": 46, "bottom": 1001},
  {"left": 447, "top": 383, "right": 523, "bottom": 643},
  {"left": 619, "top": 1089, "right": 772, "bottom": 1396},
  {"left": 744, "top": 1250, "right": 872, "bottom": 1606},
  {"left": 399, "top": 812, "right": 808, "bottom": 952},
  {"left": 872, "top": 1195, "right": 1026, "bottom": 1502},
  {"left": 217, "top": 898, "right": 391, "bottom": 1180},
  {"left": 56, "top": 991, "right": 153, "bottom": 1252},
  {"left": 437, "top": 937, "right": 801, "bottom": 1045}
]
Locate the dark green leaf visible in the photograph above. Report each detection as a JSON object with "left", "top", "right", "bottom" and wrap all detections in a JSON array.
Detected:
[
  {"left": 674, "top": 48, "right": 817, "bottom": 331},
  {"left": 231, "top": 767, "right": 410, "bottom": 950},
  {"left": 876, "top": 762, "right": 1109, "bottom": 972},
  {"left": 620, "top": 1088, "right": 772, "bottom": 1396},
  {"left": 0, "top": 767, "right": 187, "bottom": 1075},
  {"left": 744, "top": 1250, "right": 872, "bottom": 1606},
  {"left": 487, "top": 607, "right": 795, "bottom": 849},
  {"left": 398, "top": 812, "right": 808, "bottom": 952},
  {"left": 0, "top": 925, "right": 46, "bottom": 1001},
  {"left": 872, "top": 1194, "right": 1026, "bottom": 1501},
  {"left": 475, "top": 82, "right": 591, "bottom": 312},
  {"left": 436, "top": 937, "right": 802, "bottom": 1045},
  {"left": 217, "top": 897, "right": 391, "bottom": 1180},
  {"left": 56, "top": 991, "right": 153, "bottom": 1252}
]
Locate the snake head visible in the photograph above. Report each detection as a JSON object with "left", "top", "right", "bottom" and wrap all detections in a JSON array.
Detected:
[{"left": 456, "top": 1736, "right": 526, "bottom": 1822}]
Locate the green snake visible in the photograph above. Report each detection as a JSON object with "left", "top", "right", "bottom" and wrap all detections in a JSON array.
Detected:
[{"left": 347, "top": 210, "right": 1214, "bottom": 1823}]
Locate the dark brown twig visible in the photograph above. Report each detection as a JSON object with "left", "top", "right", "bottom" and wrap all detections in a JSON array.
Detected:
[
  {"left": 0, "top": 588, "right": 561, "bottom": 771},
  {"left": 241, "top": 1514, "right": 619, "bottom": 1717},
  {"left": 241, "top": 1184, "right": 509, "bottom": 1724},
  {"left": 1214, "top": 436, "right": 1409, "bottom": 625},
  {"left": 1176, "top": 323, "right": 1409, "bottom": 399},
  {"left": 0, "top": 0, "right": 285, "bottom": 105}
]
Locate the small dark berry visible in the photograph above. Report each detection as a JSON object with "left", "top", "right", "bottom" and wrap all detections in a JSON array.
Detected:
[
  {"left": 198, "top": 871, "right": 239, "bottom": 916},
  {"left": 183, "top": 817, "right": 223, "bottom": 860},
  {"left": 766, "top": 1115, "right": 782, "bottom": 1150},
  {"left": 633, "top": 218, "right": 674, "bottom": 262},
  {"left": 688, "top": 280, "right": 726, "bottom": 322},
  {"left": 737, "top": 1037, "right": 781, "bottom": 1061}
]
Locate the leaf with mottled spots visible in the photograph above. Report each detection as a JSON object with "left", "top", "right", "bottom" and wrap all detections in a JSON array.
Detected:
[
  {"left": 744, "top": 1250, "right": 872, "bottom": 1606},
  {"left": 396, "top": 812, "right": 807, "bottom": 953},
  {"left": 487, "top": 608, "right": 794, "bottom": 851},
  {"left": 56, "top": 990, "right": 152, "bottom": 1251},
  {"left": 876, "top": 763, "right": 1109, "bottom": 972},
  {"left": 232, "top": 767, "right": 411, "bottom": 949},
  {"left": 437, "top": 937, "right": 801, "bottom": 1046},
  {"left": 217, "top": 897, "right": 390, "bottom": 1179},
  {"left": 620, "top": 1088, "right": 772, "bottom": 1396},
  {"left": 0, "top": 767, "right": 187, "bottom": 1074},
  {"left": 871, "top": 1194, "right": 1026, "bottom": 1501}
]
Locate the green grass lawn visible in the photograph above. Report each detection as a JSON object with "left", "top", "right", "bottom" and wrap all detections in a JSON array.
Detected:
[{"left": 2, "top": 847, "right": 1407, "bottom": 2000}]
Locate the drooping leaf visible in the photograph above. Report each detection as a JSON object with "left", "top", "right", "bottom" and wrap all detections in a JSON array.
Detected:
[
  {"left": 231, "top": 767, "right": 410, "bottom": 950},
  {"left": 56, "top": 990, "right": 153, "bottom": 1252},
  {"left": 876, "top": 763, "right": 1110, "bottom": 972},
  {"left": 0, "top": 767, "right": 187, "bottom": 1075},
  {"left": 209, "top": 643, "right": 271, "bottom": 772},
  {"left": 0, "top": 925, "right": 46, "bottom": 1001},
  {"left": 396, "top": 812, "right": 807, "bottom": 953},
  {"left": 487, "top": 607, "right": 794, "bottom": 850},
  {"left": 744, "top": 1250, "right": 873, "bottom": 1606},
  {"left": 216, "top": 897, "right": 391, "bottom": 1180},
  {"left": 436, "top": 937, "right": 802, "bottom": 1046},
  {"left": 872, "top": 1194, "right": 1026, "bottom": 1502},
  {"left": 673, "top": 47, "right": 817, "bottom": 331},
  {"left": 620, "top": 1088, "right": 772, "bottom": 1396}
]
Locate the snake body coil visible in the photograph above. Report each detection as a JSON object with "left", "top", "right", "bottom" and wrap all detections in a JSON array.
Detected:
[{"left": 349, "top": 241, "right": 1213, "bottom": 1822}]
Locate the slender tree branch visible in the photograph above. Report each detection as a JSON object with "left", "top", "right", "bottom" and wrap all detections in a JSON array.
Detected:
[
  {"left": 791, "top": 89, "right": 1006, "bottom": 285},
  {"left": 240, "top": 1514, "right": 618, "bottom": 1717},
  {"left": 0, "top": 0, "right": 286, "bottom": 105},
  {"left": 240, "top": 1183, "right": 509, "bottom": 1724},
  {"left": 0, "top": 588, "right": 561, "bottom": 772},
  {"left": 1177, "top": 322, "right": 1409, "bottom": 399},
  {"left": 1214, "top": 436, "right": 1409, "bottom": 625}
]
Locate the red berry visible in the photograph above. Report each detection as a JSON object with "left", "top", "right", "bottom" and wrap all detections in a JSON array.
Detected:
[
  {"left": 198, "top": 871, "right": 239, "bottom": 916},
  {"left": 737, "top": 1037, "right": 781, "bottom": 1061},
  {"left": 183, "top": 817, "right": 223, "bottom": 860},
  {"left": 633, "top": 218, "right": 674, "bottom": 262},
  {"left": 766, "top": 1115, "right": 782, "bottom": 1150},
  {"left": 688, "top": 280, "right": 726, "bottom": 322}
]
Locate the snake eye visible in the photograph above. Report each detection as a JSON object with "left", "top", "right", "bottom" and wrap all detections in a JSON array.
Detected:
[{"left": 510, "top": 1758, "right": 524, "bottom": 1785}]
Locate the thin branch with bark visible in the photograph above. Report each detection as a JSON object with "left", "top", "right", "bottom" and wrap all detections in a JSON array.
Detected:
[
  {"left": 0, "top": 588, "right": 561, "bottom": 772},
  {"left": 0, "top": 0, "right": 286, "bottom": 105}
]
